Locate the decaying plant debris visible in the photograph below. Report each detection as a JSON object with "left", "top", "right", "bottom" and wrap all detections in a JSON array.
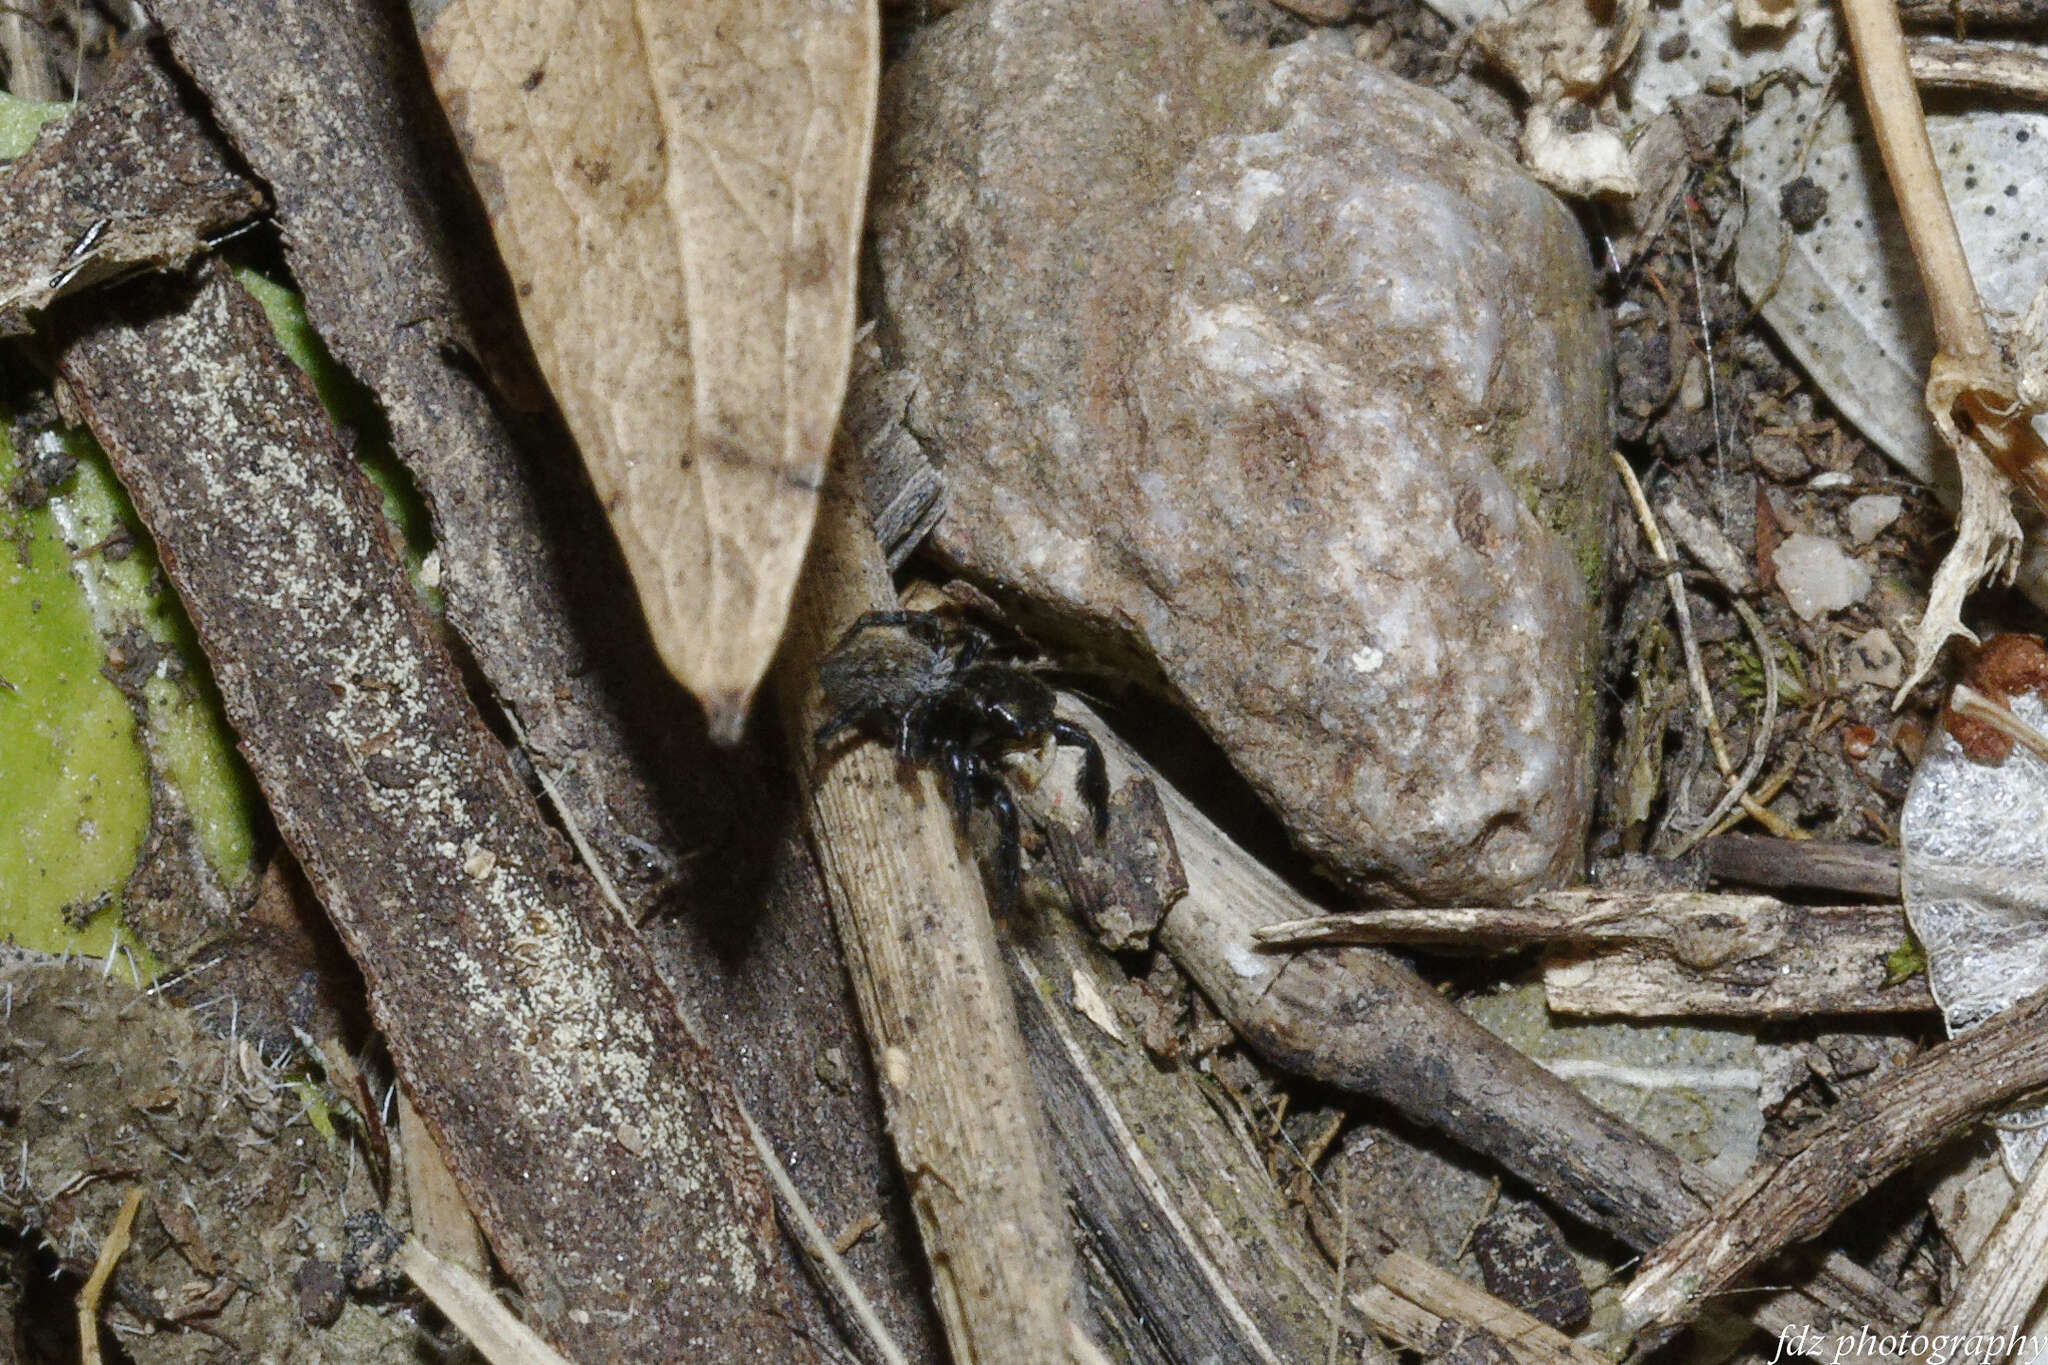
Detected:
[
  {"left": 9, "top": 0, "right": 2048, "bottom": 1361},
  {"left": 57, "top": 261, "right": 809, "bottom": 1361}
]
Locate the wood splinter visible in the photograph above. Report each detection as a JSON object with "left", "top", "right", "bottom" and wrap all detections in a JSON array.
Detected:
[{"left": 1256, "top": 892, "right": 1931, "bottom": 1018}]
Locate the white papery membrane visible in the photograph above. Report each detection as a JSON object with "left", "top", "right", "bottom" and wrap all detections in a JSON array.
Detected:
[{"left": 1902, "top": 691, "right": 2048, "bottom": 1179}]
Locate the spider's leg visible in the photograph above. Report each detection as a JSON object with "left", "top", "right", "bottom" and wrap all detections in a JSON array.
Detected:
[
  {"left": 897, "top": 700, "right": 929, "bottom": 763},
  {"left": 1051, "top": 718, "right": 1111, "bottom": 840},
  {"left": 952, "top": 623, "right": 993, "bottom": 672},
  {"left": 942, "top": 744, "right": 976, "bottom": 831},
  {"left": 978, "top": 763, "right": 1024, "bottom": 907}
]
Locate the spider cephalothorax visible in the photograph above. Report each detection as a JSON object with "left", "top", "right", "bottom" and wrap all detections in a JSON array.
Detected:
[{"left": 814, "top": 609, "right": 1110, "bottom": 901}]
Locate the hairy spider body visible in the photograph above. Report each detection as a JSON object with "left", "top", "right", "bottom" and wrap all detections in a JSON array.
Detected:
[{"left": 814, "top": 609, "right": 1111, "bottom": 902}]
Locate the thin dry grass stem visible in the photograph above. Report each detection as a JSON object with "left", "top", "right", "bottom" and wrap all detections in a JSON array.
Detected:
[
  {"left": 1327, "top": 1163, "right": 1349, "bottom": 1365},
  {"left": 77, "top": 1186, "right": 144, "bottom": 1365},
  {"left": 1675, "top": 592, "right": 1781, "bottom": 854},
  {"left": 1612, "top": 453, "right": 1792, "bottom": 841},
  {"left": 1842, "top": 0, "right": 1992, "bottom": 359}
]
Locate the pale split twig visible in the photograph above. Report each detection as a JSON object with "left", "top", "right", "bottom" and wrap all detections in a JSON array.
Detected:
[
  {"left": 397, "top": 1235, "right": 574, "bottom": 1365},
  {"left": 77, "top": 1186, "right": 144, "bottom": 1365}
]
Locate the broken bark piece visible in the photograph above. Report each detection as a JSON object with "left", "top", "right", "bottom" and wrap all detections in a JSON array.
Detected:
[
  {"left": 144, "top": 0, "right": 678, "bottom": 897},
  {"left": 417, "top": 0, "right": 878, "bottom": 738},
  {"left": 1471, "top": 1202, "right": 1589, "bottom": 1331},
  {"left": 1256, "top": 894, "right": 1931, "bottom": 1017},
  {"left": 1618, "top": 982, "right": 2048, "bottom": 1341},
  {"left": 0, "top": 43, "right": 264, "bottom": 330},
  {"left": 56, "top": 264, "right": 814, "bottom": 1364},
  {"left": 777, "top": 478, "right": 1087, "bottom": 1365},
  {"left": 1043, "top": 776, "right": 1186, "bottom": 953}
]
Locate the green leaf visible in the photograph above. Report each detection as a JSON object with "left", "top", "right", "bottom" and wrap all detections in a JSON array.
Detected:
[{"left": 0, "top": 423, "right": 151, "bottom": 957}]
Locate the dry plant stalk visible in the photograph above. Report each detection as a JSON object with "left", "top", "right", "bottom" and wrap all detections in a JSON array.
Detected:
[
  {"left": 1908, "top": 38, "right": 2048, "bottom": 102},
  {"left": 1612, "top": 454, "right": 1785, "bottom": 844},
  {"left": 396, "top": 1091, "right": 489, "bottom": 1278},
  {"left": 777, "top": 483, "right": 1092, "bottom": 1365},
  {"left": 419, "top": 0, "right": 879, "bottom": 738},
  {"left": 59, "top": 264, "right": 807, "bottom": 1362},
  {"left": 398, "top": 1238, "right": 574, "bottom": 1365},
  {"left": 1839, "top": 0, "right": 2048, "bottom": 689},
  {"left": 76, "top": 1187, "right": 143, "bottom": 1365},
  {"left": 1618, "top": 982, "right": 2048, "bottom": 1338},
  {"left": 1921, "top": 1153, "right": 2048, "bottom": 1365}
]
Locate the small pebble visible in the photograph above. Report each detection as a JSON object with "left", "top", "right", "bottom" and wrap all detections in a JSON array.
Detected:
[
  {"left": 1845, "top": 493, "right": 1903, "bottom": 544},
  {"left": 1678, "top": 354, "right": 1707, "bottom": 413},
  {"left": 1752, "top": 434, "right": 1811, "bottom": 481},
  {"left": 1770, "top": 534, "right": 1871, "bottom": 620},
  {"left": 1808, "top": 470, "right": 1853, "bottom": 490}
]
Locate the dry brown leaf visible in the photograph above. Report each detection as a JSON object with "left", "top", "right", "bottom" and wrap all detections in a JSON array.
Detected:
[{"left": 420, "top": 0, "right": 878, "bottom": 739}]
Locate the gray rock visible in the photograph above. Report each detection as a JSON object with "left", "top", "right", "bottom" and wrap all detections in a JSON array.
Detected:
[{"left": 864, "top": 0, "right": 1612, "bottom": 901}]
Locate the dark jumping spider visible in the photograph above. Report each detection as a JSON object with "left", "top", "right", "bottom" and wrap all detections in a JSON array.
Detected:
[{"left": 814, "top": 610, "right": 1110, "bottom": 902}]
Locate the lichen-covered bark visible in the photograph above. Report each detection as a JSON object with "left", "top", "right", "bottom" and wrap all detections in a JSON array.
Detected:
[{"left": 56, "top": 264, "right": 817, "bottom": 1363}]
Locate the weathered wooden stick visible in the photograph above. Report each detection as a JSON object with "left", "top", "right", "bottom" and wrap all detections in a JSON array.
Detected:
[
  {"left": 776, "top": 481, "right": 1087, "bottom": 1365},
  {"left": 1619, "top": 983, "right": 2048, "bottom": 1338},
  {"left": 1011, "top": 916, "right": 1357, "bottom": 1365},
  {"left": 1922, "top": 1153, "right": 2048, "bottom": 1365},
  {"left": 1027, "top": 699, "right": 1917, "bottom": 1356},
  {"left": 1704, "top": 836, "right": 1901, "bottom": 899},
  {"left": 1256, "top": 893, "right": 1931, "bottom": 1017},
  {"left": 1362, "top": 1251, "right": 1609, "bottom": 1365},
  {"left": 145, "top": 4, "right": 940, "bottom": 1346},
  {"left": 58, "top": 264, "right": 809, "bottom": 1363}
]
